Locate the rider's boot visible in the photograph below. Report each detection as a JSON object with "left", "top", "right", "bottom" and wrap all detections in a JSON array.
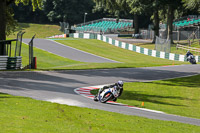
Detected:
[
  {"left": 94, "top": 88, "right": 104, "bottom": 102},
  {"left": 94, "top": 94, "right": 98, "bottom": 101},
  {"left": 113, "top": 98, "right": 117, "bottom": 102}
]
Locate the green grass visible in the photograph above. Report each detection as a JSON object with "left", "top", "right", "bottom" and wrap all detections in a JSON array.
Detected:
[
  {"left": 0, "top": 93, "right": 199, "bottom": 133},
  {"left": 7, "top": 23, "right": 63, "bottom": 38},
  {"left": 55, "top": 39, "right": 188, "bottom": 68},
  {"left": 91, "top": 75, "right": 200, "bottom": 119}
]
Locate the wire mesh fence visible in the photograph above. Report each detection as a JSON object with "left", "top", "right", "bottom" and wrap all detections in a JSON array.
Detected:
[
  {"left": 155, "top": 36, "right": 171, "bottom": 53},
  {"left": 15, "top": 31, "right": 25, "bottom": 57}
]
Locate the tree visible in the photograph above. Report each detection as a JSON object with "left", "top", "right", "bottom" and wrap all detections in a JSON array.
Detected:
[
  {"left": 161, "top": 0, "right": 183, "bottom": 44},
  {"left": 127, "top": 0, "right": 144, "bottom": 34},
  {"left": 12, "top": 2, "right": 48, "bottom": 24},
  {"left": 127, "top": 0, "right": 161, "bottom": 42},
  {"left": 182, "top": 0, "right": 200, "bottom": 12},
  {"left": 0, "top": 0, "right": 42, "bottom": 55},
  {"left": 43, "top": 0, "right": 95, "bottom": 25}
]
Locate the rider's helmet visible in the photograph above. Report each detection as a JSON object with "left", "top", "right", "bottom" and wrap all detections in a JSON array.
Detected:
[{"left": 117, "top": 80, "right": 123, "bottom": 87}]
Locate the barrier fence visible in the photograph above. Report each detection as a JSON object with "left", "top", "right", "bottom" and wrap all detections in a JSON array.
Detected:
[
  {"left": 0, "top": 56, "right": 22, "bottom": 70},
  {"left": 176, "top": 44, "right": 200, "bottom": 55},
  {"left": 0, "top": 56, "right": 8, "bottom": 70},
  {"left": 0, "top": 31, "right": 24, "bottom": 70}
]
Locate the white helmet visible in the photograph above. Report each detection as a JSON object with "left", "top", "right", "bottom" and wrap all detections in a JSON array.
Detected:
[{"left": 117, "top": 80, "right": 123, "bottom": 87}]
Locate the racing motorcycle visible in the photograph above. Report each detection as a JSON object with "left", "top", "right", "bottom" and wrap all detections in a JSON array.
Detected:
[
  {"left": 94, "top": 86, "right": 120, "bottom": 103},
  {"left": 186, "top": 54, "right": 196, "bottom": 64}
]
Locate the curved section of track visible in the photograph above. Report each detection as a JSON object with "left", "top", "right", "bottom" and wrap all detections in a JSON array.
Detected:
[
  {"left": 1, "top": 65, "right": 200, "bottom": 126},
  {"left": 22, "top": 38, "right": 119, "bottom": 63}
]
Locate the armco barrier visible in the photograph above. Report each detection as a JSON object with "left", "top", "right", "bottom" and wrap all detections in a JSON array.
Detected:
[
  {"left": 0, "top": 56, "right": 8, "bottom": 70},
  {"left": 0, "top": 56, "right": 22, "bottom": 70},
  {"left": 69, "top": 33, "right": 200, "bottom": 62},
  {"left": 69, "top": 33, "right": 97, "bottom": 39}
]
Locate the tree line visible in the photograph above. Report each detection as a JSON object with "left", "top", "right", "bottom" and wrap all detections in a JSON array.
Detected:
[
  {"left": 93, "top": 0, "right": 200, "bottom": 43},
  {"left": 0, "top": 0, "right": 200, "bottom": 55}
]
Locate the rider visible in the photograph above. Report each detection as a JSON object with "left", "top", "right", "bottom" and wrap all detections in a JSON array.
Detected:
[
  {"left": 186, "top": 50, "right": 193, "bottom": 61},
  {"left": 94, "top": 80, "right": 124, "bottom": 102}
]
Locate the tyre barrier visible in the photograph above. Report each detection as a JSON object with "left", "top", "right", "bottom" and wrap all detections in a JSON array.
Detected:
[{"left": 0, "top": 56, "right": 22, "bottom": 70}]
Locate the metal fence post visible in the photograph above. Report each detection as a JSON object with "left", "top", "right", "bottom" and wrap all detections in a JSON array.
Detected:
[{"left": 29, "top": 34, "right": 36, "bottom": 69}]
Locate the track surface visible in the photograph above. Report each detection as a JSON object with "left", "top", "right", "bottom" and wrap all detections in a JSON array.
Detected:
[
  {"left": 22, "top": 38, "right": 118, "bottom": 63},
  {"left": 1, "top": 65, "right": 200, "bottom": 126},
  {"left": 1, "top": 38, "right": 200, "bottom": 126}
]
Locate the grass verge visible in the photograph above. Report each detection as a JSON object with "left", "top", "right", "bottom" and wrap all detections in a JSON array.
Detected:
[
  {"left": 0, "top": 93, "right": 199, "bottom": 133},
  {"left": 91, "top": 75, "right": 200, "bottom": 119}
]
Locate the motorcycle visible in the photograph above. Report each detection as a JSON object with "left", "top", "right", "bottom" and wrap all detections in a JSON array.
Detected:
[
  {"left": 187, "top": 54, "right": 196, "bottom": 64},
  {"left": 94, "top": 86, "right": 120, "bottom": 103}
]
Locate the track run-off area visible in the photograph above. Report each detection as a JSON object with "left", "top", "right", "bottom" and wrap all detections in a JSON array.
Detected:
[{"left": 0, "top": 38, "right": 199, "bottom": 126}]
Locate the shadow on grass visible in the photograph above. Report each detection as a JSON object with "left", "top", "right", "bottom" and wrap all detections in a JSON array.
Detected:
[
  {"left": 0, "top": 93, "right": 11, "bottom": 99},
  {"left": 0, "top": 92, "right": 29, "bottom": 100},
  {"left": 90, "top": 89, "right": 192, "bottom": 107},
  {"left": 148, "top": 75, "right": 200, "bottom": 88},
  {"left": 15, "top": 23, "right": 30, "bottom": 31},
  {"left": 119, "top": 90, "right": 194, "bottom": 107}
]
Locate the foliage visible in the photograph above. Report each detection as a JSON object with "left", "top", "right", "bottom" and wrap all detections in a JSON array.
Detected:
[
  {"left": 183, "top": 0, "right": 200, "bottom": 12},
  {"left": 1, "top": 0, "right": 43, "bottom": 37},
  {"left": 15, "top": 0, "right": 42, "bottom": 11},
  {"left": 42, "top": 0, "right": 95, "bottom": 25},
  {"left": 12, "top": 2, "right": 48, "bottom": 24},
  {"left": 93, "top": 0, "right": 131, "bottom": 19},
  {"left": 6, "top": 7, "right": 18, "bottom": 36}
]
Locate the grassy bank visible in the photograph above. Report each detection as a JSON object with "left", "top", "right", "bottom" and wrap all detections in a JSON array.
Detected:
[
  {"left": 0, "top": 93, "right": 199, "bottom": 133},
  {"left": 7, "top": 23, "right": 63, "bottom": 38},
  {"left": 55, "top": 39, "right": 188, "bottom": 68},
  {"left": 91, "top": 75, "right": 200, "bottom": 119}
]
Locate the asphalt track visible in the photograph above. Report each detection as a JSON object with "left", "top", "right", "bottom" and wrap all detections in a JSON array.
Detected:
[
  {"left": 22, "top": 38, "right": 118, "bottom": 63},
  {"left": 1, "top": 65, "right": 200, "bottom": 126},
  {"left": 0, "top": 39, "right": 200, "bottom": 126}
]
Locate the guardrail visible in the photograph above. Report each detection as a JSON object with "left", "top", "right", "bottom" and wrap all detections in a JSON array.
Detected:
[
  {"left": 0, "top": 56, "right": 22, "bottom": 70},
  {"left": 0, "top": 56, "right": 8, "bottom": 70}
]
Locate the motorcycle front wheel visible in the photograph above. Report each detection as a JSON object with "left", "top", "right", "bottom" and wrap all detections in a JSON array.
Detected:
[{"left": 100, "top": 92, "right": 113, "bottom": 103}]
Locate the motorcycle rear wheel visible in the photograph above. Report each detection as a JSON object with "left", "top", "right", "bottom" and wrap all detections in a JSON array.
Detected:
[{"left": 190, "top": 59, "right": 196, "bottom": 64}]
